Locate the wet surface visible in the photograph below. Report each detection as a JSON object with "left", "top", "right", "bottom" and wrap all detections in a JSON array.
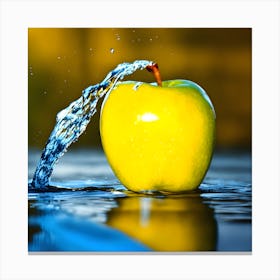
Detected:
[{"left": 28, "top": 148, "right": 252, "bottom": 252}]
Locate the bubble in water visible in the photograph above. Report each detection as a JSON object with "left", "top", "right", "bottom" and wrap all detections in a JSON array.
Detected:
[
  {"left": 115, "top": 34, "right": 121, "bottom": 41},
  {"left": 57, "top": 56, "right": 61, "bottom": 60},
  {"left": 110, "top": 48, "right": 115, "bottom": 54}
]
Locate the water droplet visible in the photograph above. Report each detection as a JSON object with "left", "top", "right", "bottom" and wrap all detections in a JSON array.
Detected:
[
  {"left": 110, "top": 48, "right": 115, "bottom": 54},
  {"left": 29, "top": 66, "right": 34, "bottom": 76},
  {"left": 133, "top": 82, "right": 143, "bottom": 91}
]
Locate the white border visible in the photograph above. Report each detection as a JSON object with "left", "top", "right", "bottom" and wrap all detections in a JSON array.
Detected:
[{"left": 1, "top": 0, "right": 279, "bottom": 279}]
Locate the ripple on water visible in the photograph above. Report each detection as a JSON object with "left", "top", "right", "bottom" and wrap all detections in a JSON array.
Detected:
[{"left": 28, "top": 149, "right": 252, "bottom": 251}]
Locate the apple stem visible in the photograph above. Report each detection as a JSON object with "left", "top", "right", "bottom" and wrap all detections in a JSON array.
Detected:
[{"left": 146, "top": 63, "right": 162, "bottom": 86}]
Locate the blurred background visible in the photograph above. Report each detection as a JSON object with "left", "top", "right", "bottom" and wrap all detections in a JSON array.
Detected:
[{"left": 28, "top": 28, "right": 251, "bottom": 150}]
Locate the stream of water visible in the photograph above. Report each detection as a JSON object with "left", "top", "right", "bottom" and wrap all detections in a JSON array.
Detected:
[{"left": 30, "top": 60, "right": 154, "bottom": 189}]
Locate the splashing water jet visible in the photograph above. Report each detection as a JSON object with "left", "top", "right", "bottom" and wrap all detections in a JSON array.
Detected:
[{"left": 30, "top": 60, "right": 159, "bottom": 190}]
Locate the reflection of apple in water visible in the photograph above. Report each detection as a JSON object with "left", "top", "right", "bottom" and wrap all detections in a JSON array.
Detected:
[
  {"left": 100, "top": 63, "right": 215, "bottom": 193},
  {"left": 107, "top": 196, "right": 217, "bottom": 251}
]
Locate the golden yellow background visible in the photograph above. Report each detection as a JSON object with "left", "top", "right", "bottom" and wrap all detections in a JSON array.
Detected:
[{"left": 28, "top": 28, "right": 251, "bottom": 149}]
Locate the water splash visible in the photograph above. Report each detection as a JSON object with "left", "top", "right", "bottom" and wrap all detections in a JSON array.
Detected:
[{"left": 31, "top": 60, "right": 154, "bottom": 190}]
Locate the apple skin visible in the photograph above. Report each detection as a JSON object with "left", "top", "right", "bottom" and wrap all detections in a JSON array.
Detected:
[{"left": 100, "top": 79, "right": 215, "bottom": 193}]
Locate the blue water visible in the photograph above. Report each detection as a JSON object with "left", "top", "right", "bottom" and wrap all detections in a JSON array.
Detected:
[{"left": 28, "top": 148, "right": 252, "bottom": 252}]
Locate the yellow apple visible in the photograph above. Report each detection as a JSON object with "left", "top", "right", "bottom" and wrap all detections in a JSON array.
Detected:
[{"left": 100, "top": 78, "right": 215, "bottom": 193}]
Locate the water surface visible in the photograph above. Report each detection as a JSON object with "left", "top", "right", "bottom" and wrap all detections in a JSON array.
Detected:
[{"left": 28, "top": 148, "right": 252, "bottom": 252}]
